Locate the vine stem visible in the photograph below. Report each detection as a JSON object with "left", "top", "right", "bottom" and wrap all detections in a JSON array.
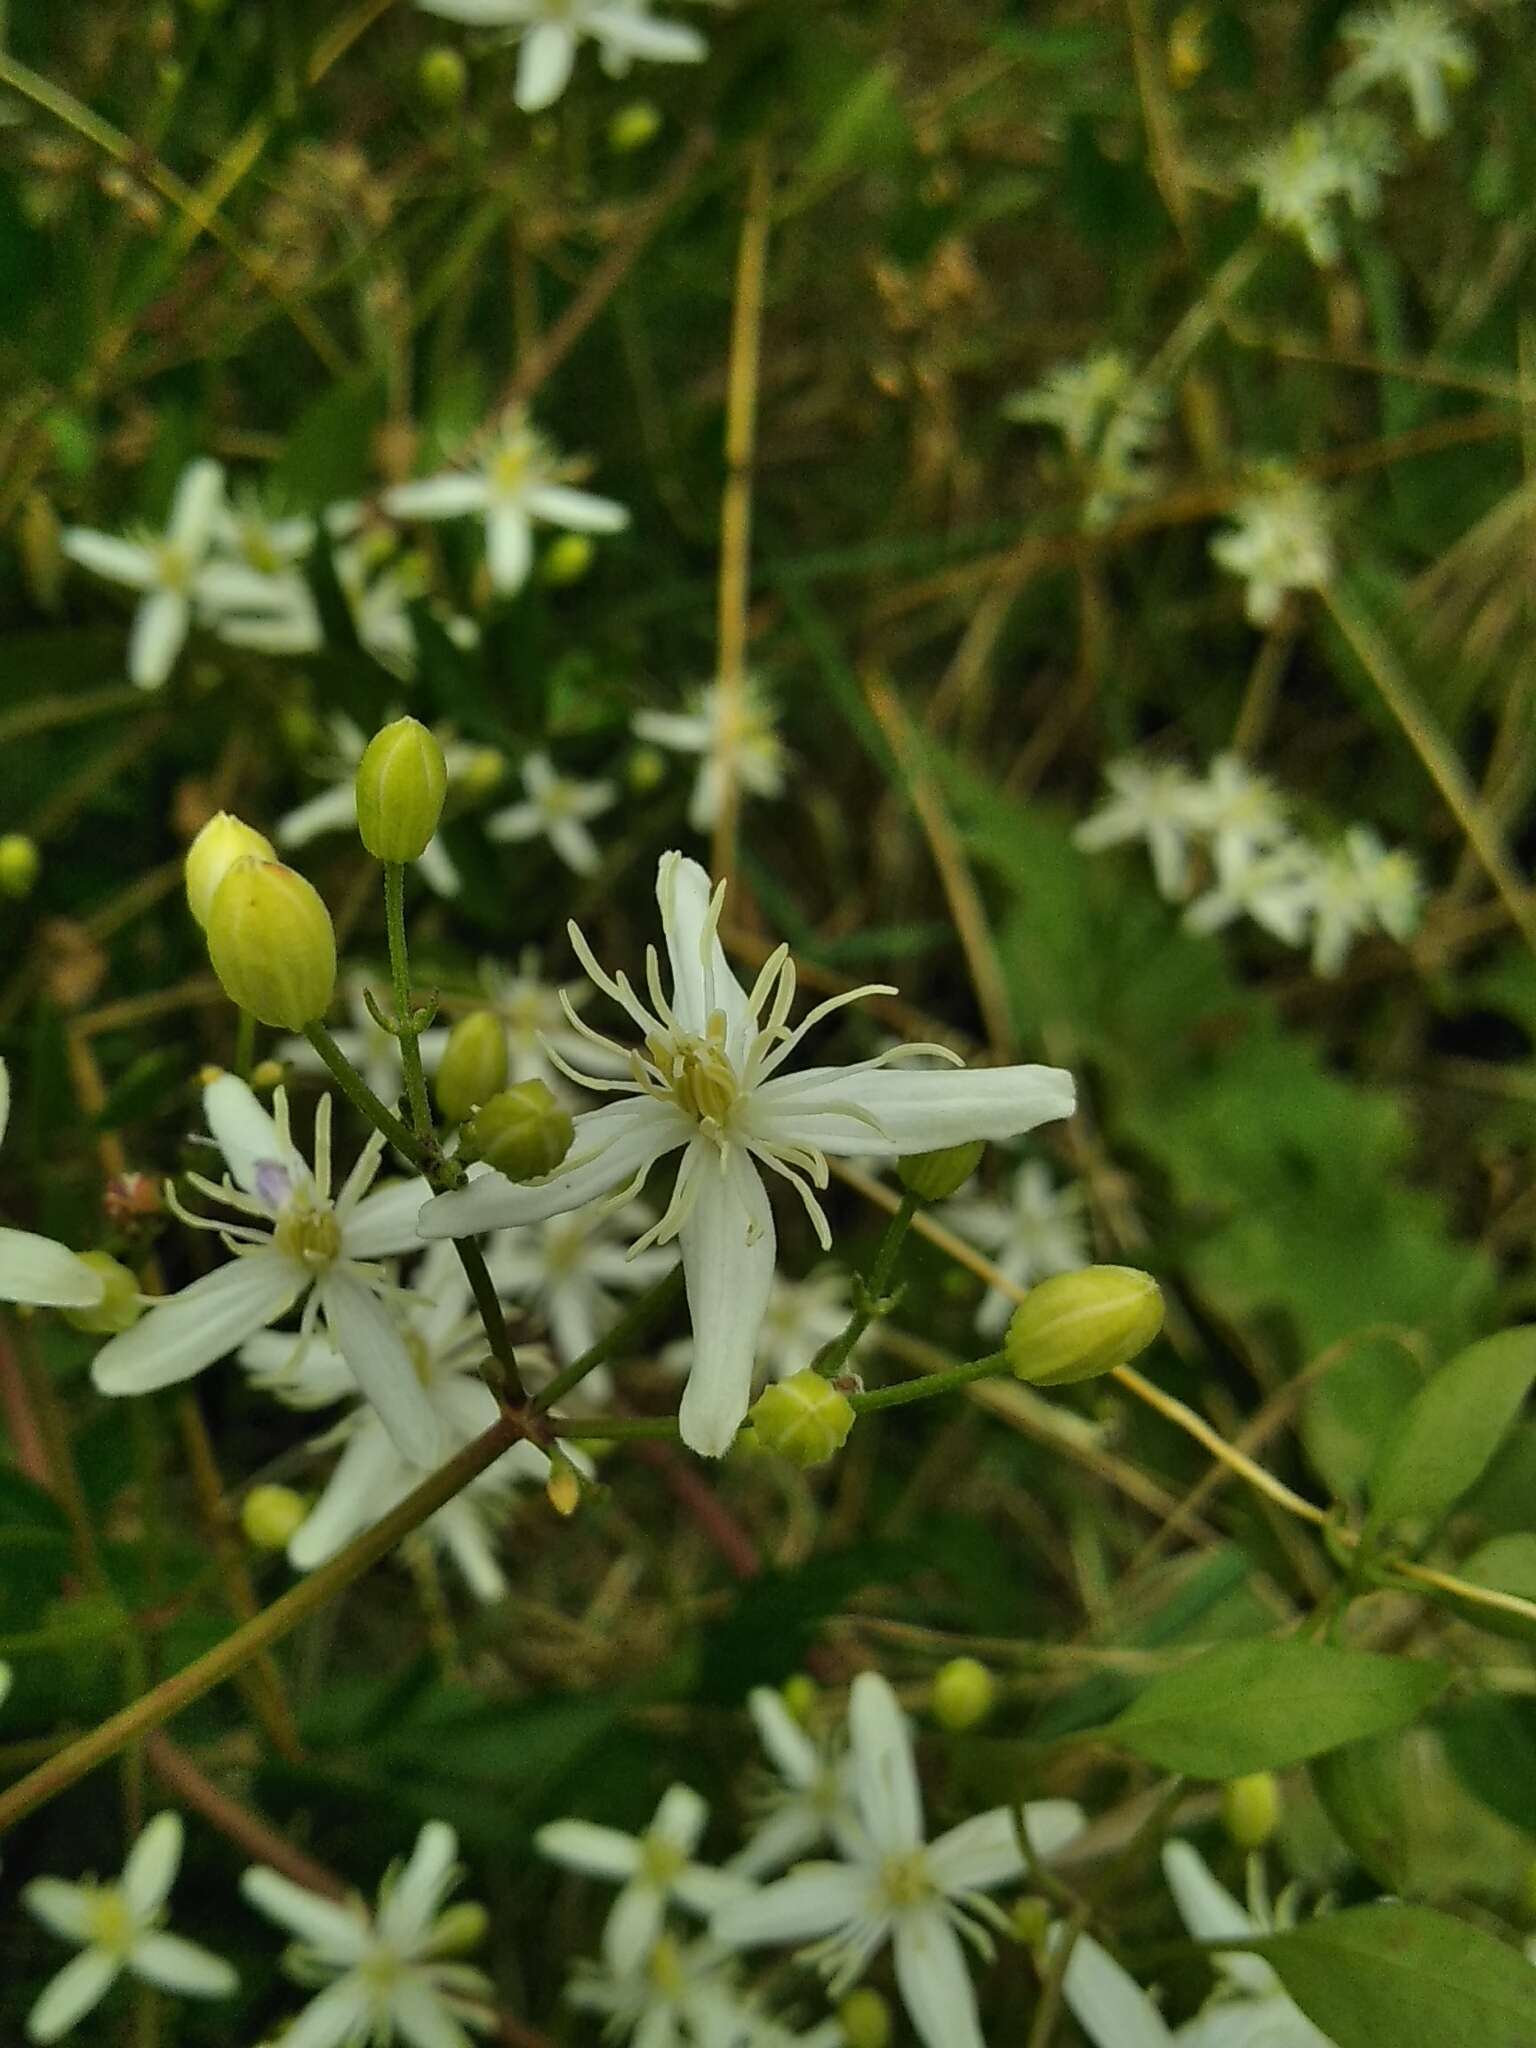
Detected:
[
  {"left": 850, "top": 1352, "right": 1008, "bottom": 1414},
  {"left": 383, "top": 861, "right": 432, "bottom": 1140},
  {"left": 302, "top": 1019, "right": 423, "bottom": 1165}
]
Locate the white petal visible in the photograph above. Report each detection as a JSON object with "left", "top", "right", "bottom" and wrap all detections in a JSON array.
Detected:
[
  {"left": 1161, "top": 1842, "right": 1275, "bottom": 1997},
  {"left": 656, "top": 851, "right": 751, "bottom": 1040},
  {"left": 748, "top": 1686, "right": 819, "bottom": 1788},
  {"left": 418, "top": 1100, "right": 684, "bottom": 1238},
  {"left": 384, "top": 473, "right": 489, "bottom": 521},
  {"left": 288, "top": 1420, "right": 404, "bottom": 1570},
  {"left": 485, "top": 801, "right": 540, "bottom": 844},
  {"left": 27, "top": 1949, "right": 121, "bottom": 2044},
  {"left": 434, "top": 1499, "right": 509, "bottom": 1604},
  {"left": 925, "top": 1808, "right": 1025, "bottom": 1895},
  {"left": 122, "top": 1811, "right": 183, "bottom": 1916},
  {"left": 760, "top": 1062, "right": 1076, "bottom": 1158},
  {"left": 417, "top": 835, "right": 460, "bottom": 898},
  {"left": 1178, "top": 1995, "right": 1333, "bottom": 2048},
  {"left": 413, "top": 0, "right": 537, "bottom": 26},
  {"left": 536, "top": 1820, "right": 643, "bottom": 1883},
  {"left": 603, "top": 1881, "right": 666, "bottom": 1975},
  {"left": 632, "top": 709, "right": 708, "bottom": 754},
  {"left": 92, "top": 1256, "right": 306, "bottom": 1395},
  {"left": 588, "top": 9, "right": 707, "bottom": 62},
  {"left": 274, "top": 1975, "right": 374, "bottom": 2048},
  {"left": 486, "top": 503, "right": 533, "bottom": 593},
  {"left": 677, "top": 1149, "right": 775, "bottom": 1458},
  {"left": 317, "top": 1272, "right": 443, "bottom": 1465},
  {"left": 204, "top": 1074, "right": 286, "bottom": 1195},
  {"left": 1022, "top": 1799, "right": 1088, "bottom": 1860},
  {"left": 393, "top": 1976, "right": 478, "bottom": 2048},
  {"left": 671, "top": 1865, "right": 753, "bottom": 1916},
  {"left": 0, "top": 1055, "right": 9, "bottom": 1148},
  {"left": 523, "top": 483, "right": 629, "bottom": 534},
  {"left": 22, "top": 1880, "right": 94, "bottom": 1943},
  {"left": 342, "top": 1175, "right": 436, "bottom": 1260},
  {"left": 129, "top": 589, "right": 189, "bottom": 688},
  {"left": 893, "top": 1909, "right": 984, "bottom": 2048},
  {"left": 378, "top": 1821, "right": 460, "bottom": 1951},
  {"left": 1057, "top": 1927, "right": 1175, "bottom": 2048},
  {"left": 239, "top": 1868, "right": 370, "bottom": 1963},
  {"left": 711, "top": 1864, "right": 869, "bottom": 1948},
  {"left": 62, "top": 529, "right": 156, "bottom": 590},
  {"left": 516, "top": 21, "right": 578, "bottom": 111},
  {"left": 276, "top": 783, "right": 360, "bottom": 848},
  {"left": 729, "top": 1802, "right": 828, "bottom": 1878},
  {"left": 168, "top": 459, "right": 224, "bottom": 551},
  {"left": 653, "top": 1782, "right": 708, "bottom": 1853},
  {"left": 849, "top": 1671, "right": 923, "bottom": 1857},
  {"left": 129, "top": 1932, "right": 237, "bottom": 1999},
  {"left": 548, "top": 816, "right": 602, "bottom": 876},
  {"left": 0, "top": 1229, "right": 105, "bottom": 1310}
]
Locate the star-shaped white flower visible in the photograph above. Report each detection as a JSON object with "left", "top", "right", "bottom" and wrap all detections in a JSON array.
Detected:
[
  {"left": 943, "top": 1160, "right": 1089, "bottom": 1340},
  {"left": 634, "top": 677, "right": 788, "bottom": 833},
  {"left": 728, "top": 1686, "right": 862, "bottom": 1880},
  {"left": 488, "top": 1200, "right": 674, "bottom": 1368},
  {"left": 1211, "top": 477, "right": 1333, "bottom": 627},
  {"left": 538, "top": 1785, "right": 751, "bottom": 1974},
  {"left": 418, "top": 852, "right": 1076, "bottom": 1454},
  {"left": 0, "top": 1059, "right": 106, "bottom": 1314},
  {"left": 1003, "top": 352, "right": 1165, "bottom": 528},
  {"left": 712, "top": 1672, "right": 1085, "bottom": 2048},
  {"left": 243, "top": 1821, "right": 494, "bottom": 2048},
  {"left": 1333, "top": 0, "right": 1475, "bottom": 139},
  {"left": 62, "top": 459, "right": 225, "bottom": 689},
  {"left": 486, "top": 750, "right": 617, "bottom": 876},
  {"left": 1186, "top": 756, "right": 1290, "bottom": 870},
  {"left": 1239, "top": 113, "right": 1397, "bottom": 266},
  {"left": 91, "top": 1074, "right": 440, "bottom": 1461},
  {"left": 1184, "top": 838, "right": 1316, "bottom": 949},
  {"left": 1343, "top": 824, "right": 1422, "bottom": 942},
  {"left": 569, "top": 1931, "right": 844, "bottom": 2048},
  {"left": 385, "top": 408, "right": 628, "bottom": 593},
  {"left": 22, "top": 1814, "right": 236, "bottom": 2044},
  {"left": 1075, "top": 758, "right": 1204, "bottom": 899},
  {"left": 415, "top": 0, "right": 707, "bottom": 114}
]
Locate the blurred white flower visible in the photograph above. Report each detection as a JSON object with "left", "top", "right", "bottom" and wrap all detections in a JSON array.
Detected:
[
  {"left": 1184, "top": 839, "right": 1316, "bottom": 949},
  {"left": 487, "top": 750, "right": 617, "bottom": 877},
  {"left": 1075, "top": 758, "right": 1204, "bottom": 899},
  {"left": 416, "top": 0, "right": 707, "bottom": 114},
  {"left": 242, "top": 1821, "right": 494, "bottom": 2048},
  {"left": 1240, "top": 114, "right": 1396, "bottom": 265},
  {"left": 279, "top": 971, "right": 451, "bottom": 1103},
  {"left": 22, "top": 1814, "right": 236, "bottom": 2044},
  {"left": 1343, "top": 824, "right": 1422, "bottom": 941},
  {"left": 0, "top": 1058, "right": 106, "bottom": 1313},
  {"left": 943, "top": 1161, "right": 1089, "bottom": 1339},
  {"left": 1333, "top": 0, "right": 1475, "bottom": 138},
  {"left": 62, "top": 458, "right": 225, "bottom": 689},
  {"left": 728, "top": 1686, "right": 861, "bottom": 1880},
  {"left": 488, "top": 1200, "right": 674, "bottom": 1368},
  {"left": 634, "top": 678, "right": 788, "bottom": 832},
  {"left": 1186, "top": 755, "right": 1290, "bottom": 869},
  {"left": 570, "top": 1932, "right": 844, "bottom": 2048},
  {"left": 1003, "top": 352, "right": 1165, "bottom": 527},
  {"left": 1299, "top": 825, "right": 1422, "bottom": 975},
  {"left": 385, "top": 409, "right": 628, "bottom": 594},
  {"left": 1211, "top": 477, "right": 1333, "bottom": 626}
]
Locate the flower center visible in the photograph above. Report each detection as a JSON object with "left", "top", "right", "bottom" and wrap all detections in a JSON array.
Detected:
[
  {"left": 360, "top": 1945, "right": 405, "bottom": 2004},
  {"left": 644, "top": 1015, "right": 740, "bottom": 1130},
  {"left": 490, "top": 439, "right": 533, "bottom": 496},
  {"left": 85, "top": 1889, "right": 135, "bottom": 1957},
  {"left": 646, "top": 1934, "right": 685, "bottom": 1996},
  {"left": 274, "top": 1203, "right": 342, "bottom": 1272},
  {"left": 878, "top": 1850, "right": 934, "bottom": 1911},
  {"left": 640, "top": 1835, "right": 685, "bottom": 1888},
  {"left": 154, "top": 541, "right": 192, "bottom": 593},
  {"left": 539, "top": 779, "right": 579, "bottom": 820}
]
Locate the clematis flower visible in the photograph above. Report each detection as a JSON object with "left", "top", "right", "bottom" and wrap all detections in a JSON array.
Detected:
[
  {"left": 415, "top": 0, "right": 707, "bottom": 115},
  {"left": 711, "top": 1671, "right": 1085, "bottom": 2048},
  {"left": 488, "top": 1200, "right": 674, "bottom": 1367},
  {"left": 634, "top": 677, "right": 788, "bottom": 833},
  {"left": 62, "top": 458, "right": 225, "bottom": 689},
  {"left": 1184, "top": 839, "right": 1316, "bottom": 949},
  {"left": 727, "top": 1685, "right": 862, "bottom": 1880},
  {"left": 538, "top": 1785, "right": 751, "bottom": 1974},
  {"left": 384, "top": 408, "right": 628, "bottom": 594},
  {"left": 242, "top": 1821, "right": 494, "bottom": 2048},
  {"left": 418, "top": 852, "right": 1076, "bottom": 1454},
  {"left": 1342, "top": 824, "right": 1422, "bottom": 942},
  {"left": 942, "top": 1160, "right": 1089, "bottom": 1339},
  {"left": 1075, "top": 758, "right": 1204, "bottom": 900},
  {"left": 91, "top": 1074, "right": 440, "bottom": 1461},
  {"left": 1003, "top": 351, "right": 1165, "bottom": 528},
  {"left": 569, "top": 1933, "right": 844, "bottom": 2048},
  {"left": 1211, "top": 477, "right": 1333, "bottom": 627},
  {"left": 1186, "top": 756, "right": 1289, "bottom": 870},
  {"left": 22, "top": 1814, "right": 236, "bottom": 2044},
  {"left": 1332, "top": 0, "right": 1475, "bottom": 139},
  {"left": 486, "top": 750, "right": 617, "bottom": 877},
  {"left": 0, "top": 1058, "right": 106, "bottom": 1313}
]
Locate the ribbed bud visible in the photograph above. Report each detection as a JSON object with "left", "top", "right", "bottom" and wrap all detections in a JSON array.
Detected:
[
  {"left": 931, "top": 1655, "right": 997, "bottom": 1732},
  {"left": 608, "top": 100, "right": 662, "bottom": 151},
  {"left": 184, "top": 812, "right": 275, "bottom": 929},
  {"left": 418, "top": 46, "right": 468, "bottom": 109},
  {"left": 242, "top": 1483, "right": 309, "bottom": 1551},
  {"left": 62, "top": 1254, "right": 143, "bottom": 1335},
  {"left": 897, "top": 1140, "right": 986, "bottom": 1203},
  {"left": 356, "top": 716, "right": 447, "bottom": 863},
  {"left": 0, "top": 834, "right": 40, "bottom": 899},
  {"left": 459, "top": 1081, "right": 574, "bottom": 1182},
  {"left": 435, "top": 1012, "right": 510, "bottom": 1124},
  {"left": 541, "top": 533, "right": 594, "bottom": 585},
  {"left": 838, "top": 1989, "right": 893, "bottom": 2048},
  {"left": 1004, "top": 1265, "right": 1163, "bottom": 1386},
  {"left": 206, "top": 858, "right": 336, "bottom": 1031},
  {"left": 749, "top": 1369, "right": 855, "bottom": 1469},
  {"left": 1222, "top": 1771, "right": 1282, "bottom": 1851}
]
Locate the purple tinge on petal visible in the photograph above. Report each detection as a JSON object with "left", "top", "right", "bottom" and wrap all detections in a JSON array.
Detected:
[{"left": 254, "top": 1160, "right": 294, "bottom": 1210}]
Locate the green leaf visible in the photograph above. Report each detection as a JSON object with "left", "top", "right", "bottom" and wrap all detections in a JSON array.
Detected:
[
  {"left": 1253, "top": 1905, "right": 1536, "bottom": 2048},
  {"left": 1302, "top": 1333, "right": 1426, "bottom": 1502},
  {"left": 1439, "top": 1694, "right": 1536, "bottom": 1836},
  {"left": 1443, "top": 1535, "right": 1536, "bottom": 1644},
  {"left": 1365, "top": 1327, "right": 1536, "bottom": 1543},
  {"left": 270, "top": 372, "right": 386, "bottom": 509},
  {"left": 1108, "top": 1641, "right": 1445, "bottom": 1777}
]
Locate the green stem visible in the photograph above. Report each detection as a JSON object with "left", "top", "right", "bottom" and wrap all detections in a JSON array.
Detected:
[
  {"left": 531, "top": 1263, "right": 686, "bottom": 1414},
  {"left": 454, "top": 1238, "right": 523, "bottom": 1397},
  {"left": 302, "top": 1020, "right": 425, "bottom": 1167},
  {"left": 849, "top": 1351, "right": 1010, "bottom": 1414},
  {"left": 815, "top": 1189, "right": 920, "bottom": 1380},
  {"left": 384, "top": 862, "right": 432, "bottom": 1139}
]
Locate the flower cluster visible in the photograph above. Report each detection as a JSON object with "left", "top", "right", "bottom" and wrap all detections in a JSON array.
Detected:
[{"left": 1003, "top": 351, "right": 1166, "bottom": 528}]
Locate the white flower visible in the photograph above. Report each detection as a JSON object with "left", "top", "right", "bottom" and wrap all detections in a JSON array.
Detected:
[
  {"left": 415, "top": 0, "right": 707, "bottom": 114},
  {"left": 1343, "top": 824, "right": 1422, "bottom": 941},
  {"left": 728, "top": 1686, "right": 862, "bottom": 1880},
  {"left": 1211, "top": 477, "right": 1333, "bottom": 627},
  {"left": 538, "top": 1784, "right": 751, "bottom": 1974},
  {"left": 22, "top": 1813, "right": 236, "bottom": 2044},
  {"left": 1075, "top": 758, "right": 1204, "bottom": 899},
  {"left": 1184, "top": 839, "right": 1316, "bottom": 949},
  {"left": 278, "top": 971, "right": 451, "bottom": 1104},
  {"left": 634, "top": 678, "right": 788, "bottom": 833},
  {"left": 711, "top": 1671, "right": 1085, "bottom": 2048},
  {"left": 242, "top": 1821, "right": 494, "bottom": 2048},
  {"left": 488, "top": 1200, "right": 674, "bottom": 1368},
  {"left": 660, "top": 1269, "right": 856, "bottom": 1389},
  {"left": 385, "top": 408, "right": 628, "bottom": 593},
  {"left": 486, "top": 751, "right": 617, "bottom": 876},
  {"left": 942, "top": 1161, "right": 1089, "bottom": 1340},
  {"left": 91, "top": 1075, "right": 441, "bottom": 1462},
  {"left": 1239, "top": 115, "right": 1396, "bottom": 266},
  {"left": 569, "top": 1932, "right": 843, "bottom": 2048},
  {"left": 418, "top": 852, "right": 1076, "bottom": 1455},
  {"left": 1003, "top": 352, "right": 1165, "bottom": 527},
  {"left": 1186, "top": 756, "right": 1290, "bottom": 869},
  {"left": 62, "top": 458, "right": 225, "bottom": 689},
  {"left": 0, "top": 1058, "right": 106, "bottom": 1313},
  {"left": 1298, "top": 842, "right": 1374, "bottom": 977},
  {"left": 1333, "top": 1, "right": 1475, "bottom": 138}
]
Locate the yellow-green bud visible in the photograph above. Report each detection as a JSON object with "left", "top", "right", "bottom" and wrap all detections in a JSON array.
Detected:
[
  {"left": 749, "top": 1369, "right": 855, "bottom": 1469},
  {"left": 184, "top": 812, "right": 275, "bottom": 929},
  {"left": 838, "top": 1989, "right": 893, "bottom": 2048},
  {"left": 426, "top": 1902, "right": 488, "bottom": 1955},
  {"left": 608, "top": 100, "right": 662, "bottom": 151},
  {"left": 541, "top": 532, "right": 594, "bottom": 585},
  {"left": 62, "top": 1254, "right": 142, "bottom": 1335},
  {"left": 628, "top": 744, "right": 667, "bottom": 794},
  {"left": 250, "top": 1058, "right": 285, "bottom": 1092},
  {"left": 418, "top": 45, "right": 468, "bottom": 109},
  {"left": 241, "top": 1484, "right": 309, "bottom": 1552},
  {"left": 546, "top": 1449, "right": 582, "bottom": 1518},
  {"left": 458, "top": 746, "right": 506, "bottom": 799},
  {"left": 435, "top": 1011, "right": 509, "bottom": 1123},
  {"left": 356, "top": 717, "right": 447, "bottom": 863},
  {"left": 206, "top": 858, "right": 337, "bottom": 1032},
  {"left": 459, "top": 1081, "right": 574, "bottom": 1181},
  {"left": 0, "top": 834, "right": 40, "bottom": 898},
  {"left": 1010, "top": 1896, "right": 1051, "bottom": 1947},
  {"left": 1004, "top": 1265, "right": 1163, "bottom": 1387},
  {"left": 1222, "top": 1771, "right": 1282, "bottom": 1851},
  {"left": 782, "top": 1673, "right": 819, "bottom": 1725},
  {"left": 931, "top": 1655, "right": 997, "bottom": 1732},
  {"left": 897, "top": 1140, "right": 986, "bottom": 1203}
]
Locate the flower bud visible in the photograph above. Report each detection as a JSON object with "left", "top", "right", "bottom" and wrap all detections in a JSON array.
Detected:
[
  {"left": 781, "top": 1673, "right": 819, "bottom": 1725},
  {"left": 250, "top": 1058, "right": 286, "bottom": 1092},
  {"left": 838, "top": 1989, "right": 893, "bottom": 2048},
  {"left": 931, "top": 1655, "right": 997, "bottom": 1732},
  {"left": 541, "top": 532, "right": 594, "bottom": 585},
  {"left": 425, "top": 1902, "right": 488, "bottom": 1956},
  {"left": 435, "top": 1012, "right": 510, "bottom": 1123},
  {"left": 749, "top": 1369, "right": 855, "bottom": 1469},
  {"left": 184, "top": 811, "right": 275, "bottom": 928},
  {"left": 0, "top": 832, "right": 40, "bottom": 899},
  {"left": 418, "top": 45, "right": 468, "bottom": 109},
  {"left": 1222, "top": 1771, "right": 1282, "bottom": 1851},
  {"left": 546, "top": 1450, "right": 582, "bottom": 1518},
  {"left": 459, "top": 1081, "right": 574, "bottom": 1181},
  {"left": 206, "top": 858, "right": 337, "bottom": 1032},
  {"left": 356, "top": 716, "right": 447, "bottom": 863},
  {"left": 242, "top": 1484, "right": 309, "bottom": 1552},
  {"left": 1010, "top": 1895, "right": 1051, "bottom": 1947},
  {"left": 608, "top": 100, "right": 662, "bottom": 151},
  {"left": 62, "top": 1254, "right": 143, "bottom": 1335},
  {"left": 628, "top": 745, "right": 667, "bottom": 794},
  {"left": 458, "top": 746, "right": 506, "bottom": 799},
  {"left": 1004, "top": 1265, "right": 1163, "bottom": 1387},
  {"left": 897, "top": 1140, "right": 986, "bottom": 1203}
]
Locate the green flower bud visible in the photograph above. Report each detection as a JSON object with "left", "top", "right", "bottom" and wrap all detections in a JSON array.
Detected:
[
  {"left": 749, "top": 1369, "right": 855, "bottom": 1469},
  {"left": 435, "top": 1011, "right": 510, "bottom": 1123},
  {"left": 1010, "top": 1895, "right": 1051, "bottom": 1947},
  {"left": 241, "top": 1484, "right": 309, "bottom": 1552},
  {"left": 541, "top": 532, "right": 594, "bottom": 585},
  {"left": 931, "top": 1655, "right": 997, "bottom": 1732},
  {"left": 838, "top": 1989, "right": 893, "bottom": 2048},
  {"left": 1004, "top": 1265, "right": 1163, "bottom": 1387},
  {"left": 608, "top": 100, "right": 662, "bottom": 151},
  {"left": 356, "top": 716, "right": 447, "bottom": 863},
  {"left": 418, "top": 45, "right": 468, "bottom": 109},
  {"left": 627, "top": 744, "right": 668, "bottom": 794},
  {"left": 424, "top": 1902, "right": 488, "bottom": 1956},
  {"left": 781, "top": 1673, "right": 819, "bottom": 1725},
  {"left": 0, "top": 834, "right": 40, "bottom": 899},
  {"left": 62, "top": 1254, "right": 142, "bottom": 1335},
  {"left": 897, "top": 1140, "right": 986, "bottom": 1203},
  {"left": 184, "top": 811, "right": 275, "bottom": 929},
  {"left": 206, "top": 858, "right": 337, "bottom": 1032},
  {"left": 459, "top": 1081, "right": 575, "bottom": 1182},
  {"left": 1222, "top": 1771, "right": 1282, "bottom": 1851}
]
